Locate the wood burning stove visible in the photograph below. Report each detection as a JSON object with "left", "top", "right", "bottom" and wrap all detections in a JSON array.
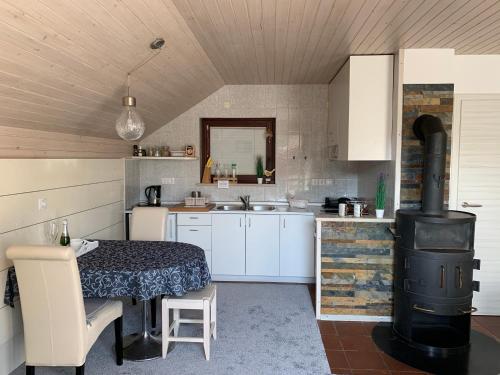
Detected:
[{"left": 393, "top": 114, "right": 480, "bottom": 358}]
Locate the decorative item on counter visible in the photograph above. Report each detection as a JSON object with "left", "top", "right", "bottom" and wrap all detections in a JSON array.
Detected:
[
  {"left": 231, "top": 163, "right": 237, "bottom": 178},
  {"left": 45, "top": 221, "right": 59, "bottom": 245},
  {"left": 256, "top": 156, "right": 264, "bottom": 184},
  {"left": 353, "top": 203, "right": 362, "bottom": 217},
  {"left": 215, "top": 162, "right": 221, "bottom": 178},
  {"left": 161, "top": 146, "right": 170, "bottom": 157},
  {"left": 191, "top": 191, "right": 201, "bottom": 198},
  {"left": 185, "top": 145, "right": 195, "bottom": 157},
  {"left": 133, "top": 144, "right": 139, "bottom": 156},
  {"left": 338, "top": 203, "right": 347, "bottom": 217},
  {"left": 202, "top": 157, "right": 213, "bottom": 184},
  {"left": 375, "top": 172, "right": 386, "bottom": 218},
  {"left": 223, "top": 164, "right": 229, "bottom": 178},
  {"left": 154, "top": 146, "right": 161, "bottom": 157},
  {"left": 289, "top": 198, "right": 308, "bottom": 209},
  {"left": 264, "top": 168, "right": 275, "bottom": 184},
  {"left": 185, "top": 196, "right": 208, "bottom": 207},
  {"left": 59, "top": 219, "right": 70, "bottom": 246}
]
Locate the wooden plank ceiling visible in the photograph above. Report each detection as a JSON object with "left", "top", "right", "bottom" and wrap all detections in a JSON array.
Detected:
[{"left": 1, "top": 0, "right": 500, "bottom": 139}]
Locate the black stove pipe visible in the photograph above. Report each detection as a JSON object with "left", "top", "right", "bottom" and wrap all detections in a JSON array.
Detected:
[{"left": 413, "top": 114, "right": 448, "bottom": 215}]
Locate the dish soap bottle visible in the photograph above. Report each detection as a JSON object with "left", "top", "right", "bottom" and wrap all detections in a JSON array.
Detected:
[{"left": 59, "top": 219, "right": 70, "bottom": 246}]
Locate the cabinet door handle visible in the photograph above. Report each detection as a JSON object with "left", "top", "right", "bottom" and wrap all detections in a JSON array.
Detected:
[
  {"left": 248, "top": 217, "right": 251, "bottom": 228},
  {"left": 189, "top": 216, "right": 199, "bottom": 220},
  {"left": 283, "top": 217, "right": 286, "bottom": 229},
  {"left": 239, "top": 217, "right": 242, "bottom": 227},
  {"left": 189, "top": 229, "right": 198, "bottom": 232}
]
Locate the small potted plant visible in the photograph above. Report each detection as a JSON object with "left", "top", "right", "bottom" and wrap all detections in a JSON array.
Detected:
[
  {"left": 256, "top": 156, "right": 264, "bottom": 184},
  {"left": 375, "top": 173, "right": 386, "bottom": 218}
]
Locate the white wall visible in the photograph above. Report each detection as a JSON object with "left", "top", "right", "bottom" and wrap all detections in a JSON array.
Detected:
[
  {"left": 455, "top": 55, "right": 500, "bottom": 94},
  {"left": 0, "top": 159, "right": 125, "bottom": 374},
  {"left": 401, "top": 49, "right": 455, "bottom": 84},
  {"left": 137, "top": 85, "right": 359, "bottom": 204}
]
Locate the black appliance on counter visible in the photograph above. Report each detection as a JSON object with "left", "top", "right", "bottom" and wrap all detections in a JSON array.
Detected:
[
  {"left": 393, "top": 114, "right": 480, "bottom": 358},
  {"left": 144, "top": 185, "right": 161, "bottom": 206},
  {"left": 322, "top": 197, "right": 351, "bottom": 213}
]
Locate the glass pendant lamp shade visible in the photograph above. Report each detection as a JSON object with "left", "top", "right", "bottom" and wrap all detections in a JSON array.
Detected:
[{"left": 115, "top": 95, "right": 145, "bottom": 141}]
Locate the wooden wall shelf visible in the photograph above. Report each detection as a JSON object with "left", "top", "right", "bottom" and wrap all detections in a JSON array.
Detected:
[{"left": 124, "top": 156, "right": 199, "bottom": 160}]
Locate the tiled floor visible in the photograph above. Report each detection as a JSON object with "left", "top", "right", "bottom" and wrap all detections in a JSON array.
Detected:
[
  {"left": 308, "top": 286, "right": 500, "bottom": 374},
  {"left": 317, "top": 318, "right": 500, "bottom": 375}
]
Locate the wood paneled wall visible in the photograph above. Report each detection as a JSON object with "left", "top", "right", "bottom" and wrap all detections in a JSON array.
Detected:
[
  {"left": 0, "top": 126, "right": 131, "bottom": 158},
  {"left": 0, "top": 159, "right": 125, "bottom": 373}
]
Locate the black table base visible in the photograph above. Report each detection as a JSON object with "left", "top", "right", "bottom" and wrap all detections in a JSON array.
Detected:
[{"left": 372, "top": 323, "right": 500, "bottom": 374}]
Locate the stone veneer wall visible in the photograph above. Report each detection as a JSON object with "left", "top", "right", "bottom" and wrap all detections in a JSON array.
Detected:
[
  {"left": 320, "top": 221, "right": 395, "bottom": 317},
  {"left": 400, "top": 84, "right": 454, "bottom": 210}
]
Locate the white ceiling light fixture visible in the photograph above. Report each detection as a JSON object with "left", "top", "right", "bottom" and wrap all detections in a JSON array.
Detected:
[{"left": 116, "top": 38, "right": 165, "bottom": 141}]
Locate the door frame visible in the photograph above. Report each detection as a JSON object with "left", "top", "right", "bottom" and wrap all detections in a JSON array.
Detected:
[{"left": 449, "top": 94, "right": 500, "bottom": 210}]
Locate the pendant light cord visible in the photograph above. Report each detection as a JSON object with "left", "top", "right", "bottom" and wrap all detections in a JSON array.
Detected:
[{"left": 126, "top": 48, "right": 162, "bottom": 95}]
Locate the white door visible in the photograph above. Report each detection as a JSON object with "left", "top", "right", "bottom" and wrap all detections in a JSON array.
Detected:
[
  {"left": 453, "top": 97, "right": 500, "bottom": 315},
  {"left": 212, "top": 214, "right": 246, "bottom": 275},
  {"left": 177, "top": 226, "right": 212, "bottom": 273},
  {"left": 245, "top": 214, "right": 279, "bottom": 276},
  {"left": 279, "top": 215, "right": 315, "bottom": 277}
]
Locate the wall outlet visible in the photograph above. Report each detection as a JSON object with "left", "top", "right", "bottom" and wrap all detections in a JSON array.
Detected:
[
  {"left": 161, "top": 177, "right": 175, "bottom": 184},
  {"left": 38, "top": 198, "right": 47, "bottom": 210}
]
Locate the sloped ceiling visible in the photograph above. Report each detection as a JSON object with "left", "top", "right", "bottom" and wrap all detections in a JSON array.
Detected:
[{"left": 1, "top": 0, "right": 500, "bottom": 139}]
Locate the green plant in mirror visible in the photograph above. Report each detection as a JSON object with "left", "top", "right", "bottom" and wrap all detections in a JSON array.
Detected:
[
  {"left": 256, "top": 156, "right": 264, "bottom": 178},
  {"left": 376, "top": 173, "right": 386, "bottom": 209}
]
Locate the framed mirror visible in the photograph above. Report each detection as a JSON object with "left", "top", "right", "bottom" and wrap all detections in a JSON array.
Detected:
[{"left": 200, "top": 118, "right": 276, "bottom": 184}]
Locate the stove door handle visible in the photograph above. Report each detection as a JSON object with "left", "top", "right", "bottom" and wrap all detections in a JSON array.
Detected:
[
  {"left": 412, "top": 304, "right": 435, "bottom": 314},
  {"left": 458, "top": 307, "right": 477, "bottom": 314}
]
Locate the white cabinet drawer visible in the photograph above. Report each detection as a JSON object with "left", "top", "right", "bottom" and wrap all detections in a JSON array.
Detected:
[
  {"left": 177, "top": 225, "right": 212, "bottom": 250},
  {"left": 177, "top": 213, "right": 212, "bottom": 226}
]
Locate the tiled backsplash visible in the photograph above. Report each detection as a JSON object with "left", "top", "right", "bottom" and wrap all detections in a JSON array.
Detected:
[{"left": 130, "top": 85, "right": 361, "bottom": 204}]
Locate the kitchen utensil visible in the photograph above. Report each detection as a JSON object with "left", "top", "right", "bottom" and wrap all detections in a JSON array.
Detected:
[
  {"left": 339, "top": 203, "right": 347, "bottom": 217},
  {"left": 145, "top": 185, "right": 161, "bottom": 206},
  {"left": 289, "top": 199, "right": 308, "bottom": 209}
]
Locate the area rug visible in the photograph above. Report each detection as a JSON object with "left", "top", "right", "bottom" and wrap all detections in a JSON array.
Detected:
[{"left": 12, "top": 283, "right": 330, "bottom": 375}]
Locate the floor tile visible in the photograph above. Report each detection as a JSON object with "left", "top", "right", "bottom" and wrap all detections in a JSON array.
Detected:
[
  {"left": 331, "top": 369, "right": 352, "bottom": 375},
  {"left": 340, "top": 335, "right": 379, "bottom": 351},
  {"left": 336, "top": 321, "right": 369, "bottom": 336},
  {"left": 319, "top": 320, "right": 339, "bottom": 335},
  {"left": 379, "top": 352, "right": 423, "bottom": 372},
  {"left": 326, "top": 350, "right": 350, "bottom": 369},
  {"left": 345, "top": 351, "right": 387, "bottom": 370},
  {"left": 322, "top": 334, "right": 343, "bottom": 350}
]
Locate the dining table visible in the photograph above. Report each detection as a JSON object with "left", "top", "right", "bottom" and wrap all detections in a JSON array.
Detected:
[{"left": 4, "top": 239, "right": 212, "bottom": 361}]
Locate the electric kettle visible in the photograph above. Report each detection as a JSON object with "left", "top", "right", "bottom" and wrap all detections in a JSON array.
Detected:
[{"left": 145, "top": 185, "right": 161, "bottom": 206}]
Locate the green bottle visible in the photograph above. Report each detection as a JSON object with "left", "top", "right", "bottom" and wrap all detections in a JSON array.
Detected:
[{"left": 59, "top": 219, "right": 70, "bottom": 246}]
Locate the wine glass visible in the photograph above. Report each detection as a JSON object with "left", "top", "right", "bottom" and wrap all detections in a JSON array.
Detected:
[{"left": 45, "top": 221, "right": 59, "bottom": 245}]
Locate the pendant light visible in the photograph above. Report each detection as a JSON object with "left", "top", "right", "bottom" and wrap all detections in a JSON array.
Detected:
[
  {"left": 115, "top": 74, "right": 145, "bottom": 141},
  {"left": 115, "top": 38, "right": 165, "bottom": 141}
]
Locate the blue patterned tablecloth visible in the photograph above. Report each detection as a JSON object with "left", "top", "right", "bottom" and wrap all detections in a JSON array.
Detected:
[{"left": 4, "top": 240, "right": 211, "bottom": 306}]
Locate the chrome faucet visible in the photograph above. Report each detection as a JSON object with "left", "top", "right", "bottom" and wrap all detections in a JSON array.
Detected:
[{"left": 240, "top": 195, "right": 250, "bottom": 210}]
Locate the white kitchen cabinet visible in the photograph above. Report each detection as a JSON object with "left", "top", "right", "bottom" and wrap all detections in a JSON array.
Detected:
[
  {"left": 279, "top": 215, "right": 315, "bottom": 277},
  {"left": 245, "top": 214, "right": 280, "bottom": 276},
  {"left": 212, "top": 214, "right": 246, "bottom": 275},
  {"left": 328, "top": 55, "right": 393, "bottom": 160},
  {"left": 177, "top": 225, "right": 212, "bottom": 273}
]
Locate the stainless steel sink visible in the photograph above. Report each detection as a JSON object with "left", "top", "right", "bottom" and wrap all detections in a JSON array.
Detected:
[
  {"left": 249, "top": 205, "right": 276, "bottom": 211},
  {"left": 215, "top": 205, "right": 244, "bottom": 211}
]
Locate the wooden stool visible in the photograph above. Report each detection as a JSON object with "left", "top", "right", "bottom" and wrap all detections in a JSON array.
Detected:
[{"left": 162, "top": 284, "right": 217, "bottom": 360}]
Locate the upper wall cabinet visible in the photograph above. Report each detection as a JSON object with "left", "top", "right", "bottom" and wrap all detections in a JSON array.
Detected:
[{"left": 327, "top": 55, "right": 394, "bottom": 161}]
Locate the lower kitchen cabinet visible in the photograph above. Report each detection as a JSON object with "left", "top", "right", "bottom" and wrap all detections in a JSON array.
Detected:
[
  {"left": 279, "top": 215, "right": 315, "bottom": 277},
  {"left": 177, "top": 225, "right": 212, "bottom": 273},
  {"left": 245, "top": 214, "right": 280, "bottom": 276},
  {"left": 212, "top": 214, "right": 246, "bottom": 275}
]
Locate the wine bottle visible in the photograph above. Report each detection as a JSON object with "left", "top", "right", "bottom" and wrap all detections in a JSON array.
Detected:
[{"left": 60, "top": 219, "right": 70, "bottom": 246}]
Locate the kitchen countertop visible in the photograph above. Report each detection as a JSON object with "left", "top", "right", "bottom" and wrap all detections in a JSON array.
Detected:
[
  {"left": 315, "top": 213, "right": 395, "bottom": 223},
  {"left": 125, "top": 203, "right": 394, "bottom": 221}
]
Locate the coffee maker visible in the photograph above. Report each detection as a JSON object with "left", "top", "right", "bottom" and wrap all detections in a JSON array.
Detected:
[{"left": 144, "top": 185, "right": 161, "bottom": 206}]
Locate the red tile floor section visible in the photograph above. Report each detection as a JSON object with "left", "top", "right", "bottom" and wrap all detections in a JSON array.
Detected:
[{"left": 308, "top": 286, "right": 500, "bottom": 374}]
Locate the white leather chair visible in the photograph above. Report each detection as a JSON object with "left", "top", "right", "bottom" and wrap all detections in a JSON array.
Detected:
[
  {"left": 6, "top": 245, "right": 123, "bottom": 375},
  {"left": 130, "top": 206, "right": 169, "bottom": 241},
  {"left": 130, "top": 206, "right": 169, "bottom": 328}
]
